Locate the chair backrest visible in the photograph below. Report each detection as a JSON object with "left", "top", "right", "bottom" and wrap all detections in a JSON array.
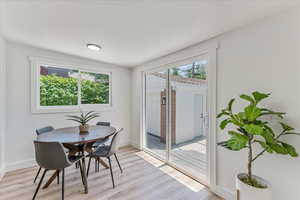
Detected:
[
  {"left": 34, "top": 141, "right": 71, "bottom": 170},
  {"left": 36, "top": 126, "right": 54, "bottom": 135},
  {"left": 96, "top": 121, "right": 111, "bottom": 126},
  {"left": 108, "top": 128, "right": 124, "bottom": 155}
]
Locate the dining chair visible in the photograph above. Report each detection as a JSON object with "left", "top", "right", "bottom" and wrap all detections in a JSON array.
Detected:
[
  {"left": 91, "top": 122, "right": 111, "bottom": 171},
  {"left": 93, "top": 121, "right": 111, "bottom": 147},
  {"left": 34, "top": 126, "right": 55, "bottom": 184},
  {"left": 32, "top": 141, "right": 85, "bottom": 200},
  {"left": 87, "top": 128, "right": 124, "bottom": 188}
]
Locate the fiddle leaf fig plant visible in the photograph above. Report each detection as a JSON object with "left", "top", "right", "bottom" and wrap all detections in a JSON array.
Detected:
[{"left": 217, "top": 91, "right": 300, "bottom": 188}]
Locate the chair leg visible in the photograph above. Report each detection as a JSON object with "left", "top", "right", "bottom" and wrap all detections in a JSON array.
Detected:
[
  {"left": 108, "top": 157, "right": 115, "bottom": 188},
  {"left": 62, "top": 169, "right": 65, "bottom": 200},
  {"left": 114, "top": 153, "right": 123, "bottom": 173},
  {"left": 78, "top": 161, "right": 85, "bottom": 186},
  {"left": 97, "top": 158, "right": 100, "bottom": 172},
  {"left": 33, "top": 167, "right": 41, "bottom": 183},
  {"left": 57, "top": 171, "right": 60, "bottom": 184},
  {"left": 32, "top": 169, "right": 47, "bottom": 200},
  {"left": 87, "top": 157, "right": 92, "bottom": 177}
]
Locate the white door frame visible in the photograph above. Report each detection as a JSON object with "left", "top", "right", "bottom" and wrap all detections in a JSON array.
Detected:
[{"left": 140, "top": 43, "right": 218, "bottom": 190}]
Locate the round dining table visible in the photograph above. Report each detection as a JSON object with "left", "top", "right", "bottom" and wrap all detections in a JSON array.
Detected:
[{"left": 36, "top": 125, "right": 117, "bottom": 194}]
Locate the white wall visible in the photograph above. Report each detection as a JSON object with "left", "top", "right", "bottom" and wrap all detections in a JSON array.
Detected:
[
  {"left": 5, "top": 41, "right": 132, "bottom": 171},
  {"left": 0, "top": 0, "right": 6, "bottom": 179},
  {"left": 131, "top": 8, "right": 300, "bottom": 200},
  {"left": 0, "top": 37, "right": 5, "bottom": 179}
]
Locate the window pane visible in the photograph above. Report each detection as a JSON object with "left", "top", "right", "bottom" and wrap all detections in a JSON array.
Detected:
[
  {"left": 80, "top": 71, "right": 110, "bottom": 104},
  {"left": 170, "top": 61, "right": 207, "bottom": 80},
  {"left": 40, "top": 66, "right": 79, "bottom": 106}
]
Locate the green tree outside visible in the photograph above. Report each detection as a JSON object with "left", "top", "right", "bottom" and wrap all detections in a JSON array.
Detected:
[{"left": 40, "top": 75, "right": 109, "bottom": 106}]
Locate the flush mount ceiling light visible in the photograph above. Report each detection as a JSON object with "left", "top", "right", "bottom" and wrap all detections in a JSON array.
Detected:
[{"left": 87, "top": 43, "right": 102, "bottom": 51}]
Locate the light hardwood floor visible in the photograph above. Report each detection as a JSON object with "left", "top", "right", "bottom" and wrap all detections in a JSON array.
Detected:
[{"left": 0, "top": 146, "right": 222, "bottom": 200}]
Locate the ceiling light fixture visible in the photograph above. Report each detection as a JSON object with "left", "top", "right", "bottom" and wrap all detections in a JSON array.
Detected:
[{"left": 87, "top": 43, "right": 102, "bottom": 51}]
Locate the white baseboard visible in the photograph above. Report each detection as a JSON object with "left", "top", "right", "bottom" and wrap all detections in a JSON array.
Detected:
[
  {"left": 130, "top": 142, "right": 141, "bottom": 150},
  {"left": 215, "top": 185, "right": 235, "bottom": 200},
  {"left": 5, "top": 159, "right": 36, "bottom": 172},
  {"left": 0, "top": 167, "right": 5, "bottom": 181}
]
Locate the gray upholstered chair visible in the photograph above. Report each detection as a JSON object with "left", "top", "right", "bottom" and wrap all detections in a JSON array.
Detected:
[
  {"left": 32, "top": 141, "right": 85, "bottom": 200},
  {"left": 90, "top": 122, "right": 111, "bottom": 171},
  {"left": 93, "top": 121, "right": 111, "bottom": 147},
  {"left": 34, "top": 126, "right": 55, "bottom": 183},
  {"left": 36, "top": 126, "right": 54, "bottom": 135},
  {"left": 96, "top": 121, "right": 111, "bottom": 126},
  {"left": 87, "top": 128, "right": 124, "bottom": 188}
]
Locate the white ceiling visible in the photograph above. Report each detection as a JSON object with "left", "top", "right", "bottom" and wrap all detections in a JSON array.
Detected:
[{"left": 1, "top": 0, "right": 299, "bottom": 67}]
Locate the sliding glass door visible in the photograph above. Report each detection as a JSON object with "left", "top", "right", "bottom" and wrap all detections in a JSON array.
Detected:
[
  {"left": 169, "top": 61, "right": 208, "bottom": 182},
  {"left": 143, "top": 56, "right": 209, "bottom": 183}
]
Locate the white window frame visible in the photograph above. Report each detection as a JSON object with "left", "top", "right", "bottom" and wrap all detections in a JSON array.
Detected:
[{"left": 30, "top": 56, "right": 112, "bottom": 114}]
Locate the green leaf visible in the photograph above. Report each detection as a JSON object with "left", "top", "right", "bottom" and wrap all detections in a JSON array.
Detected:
[
  {"left": 280, "top": 122, "right": 295, "bottom": 131},
  {"left": 260, "top": 108, "right": 285, "bottom": 119},
  {"left": 269, "top": 143, "right": 288, "bottom": 155},
  {"left": 281, "top": 142, "right": 298, "bottom": 157},
  {"left": 240, "top": 94, "right": 255, "bottom": 104},
  {"left": 220, "top": 119, "right": 231, "bottom": 130},
  {"left": 263, "top": 124, "right": 275, "bottom": 137},
  {"left": 227, "top": 98, "right": 235, "bottom": 112},
  {"left": 84, "top": 111, "right": 96, "bottom": 118},
  {"left": 255, "top": 140, "right": 273, "bottom": 153},
  {"left": 237, "top": 112, "right": 246, "bottom": 120},
  {"left": 217, "top": 109, "right": 230, "bottom": 118},
  {"left": 230, "top": 114, "right": 245, "bottom": 127},
  {"left": 252, "top": 91, "right": 270, "bottom": 104},
  {"left": 217, "top": 141, "right": 233, "bottom": 150},
  {"left": 261, "top": 128, "right": 275, "bottom": 143},
  {"left": 283, "top": 132, "right": 300, "bottom": 136},
  {"left": 243, "top": 124, "right": 264, "bottom": 135},
  {"left": 225, "top": 131, "right": 249, "bottom": 151},
  {"left": 216, "top": 112, "right": 224, "bottom": 118},
  {"left": 244, "top": 105, "right": 261, "bottom": 121}
]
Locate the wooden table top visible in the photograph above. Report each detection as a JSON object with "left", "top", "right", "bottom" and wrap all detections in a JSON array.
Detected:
[{"left": 36, "top": 125, "right": 116, "bottom": 144}]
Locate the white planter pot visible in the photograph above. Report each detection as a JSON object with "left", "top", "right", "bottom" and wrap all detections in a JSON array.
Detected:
[{"left": 236, "top": 173, "right": 272, "bottom": 200}]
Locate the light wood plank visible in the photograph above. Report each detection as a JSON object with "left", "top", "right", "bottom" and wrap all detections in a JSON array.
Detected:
[{"left": 0, "top": 146, "right": 222, "bottom": 200}]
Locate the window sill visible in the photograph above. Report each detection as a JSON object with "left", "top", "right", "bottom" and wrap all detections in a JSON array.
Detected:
[{"left": 31, "top": 105, "right": 113, "bottom": 114}]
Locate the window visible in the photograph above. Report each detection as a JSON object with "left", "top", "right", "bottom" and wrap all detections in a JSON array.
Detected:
[
  {"left": 40, "top": 66, "right": 79, "bottom": 106},
  {"left": 80, "top": 71, "right": 110, "bottom": 105},
  {"left": 30, "top": 57, "right": 112, "bottom": 113}
]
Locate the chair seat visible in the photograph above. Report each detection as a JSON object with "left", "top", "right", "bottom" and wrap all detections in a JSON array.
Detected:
[
  {"left": 68, "top": 155, "right": 84, "bottom": 163},
  {"left": 89, "top": 145, "right": 110, "bottom": 157}
]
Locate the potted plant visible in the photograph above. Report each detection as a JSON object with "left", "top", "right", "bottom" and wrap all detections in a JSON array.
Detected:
[
  {"left": 67, "top": 111, "right": 100, "bottom": 134},
  {"left": 217, "top": 91, "right": 299, "bottom": 200}
]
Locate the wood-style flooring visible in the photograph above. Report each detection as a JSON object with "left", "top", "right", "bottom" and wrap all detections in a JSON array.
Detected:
[{"left": 0, "top": 146, "right": 222, "bottom": 200}]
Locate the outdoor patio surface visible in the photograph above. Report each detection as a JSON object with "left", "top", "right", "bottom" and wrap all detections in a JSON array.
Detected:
[{"left": 146, "top": 134, "right": 207, "bottom": 181}]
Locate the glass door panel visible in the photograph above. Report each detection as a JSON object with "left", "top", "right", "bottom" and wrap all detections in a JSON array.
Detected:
[
  {"left": 169, "top": 60, "right": 208, "bottom": 181},
  {"left": 143, "top": 58, "right": 209, "bottom": 183},
  {"left": 144, "top": 70, "right": 168, "bottom": 159}
]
